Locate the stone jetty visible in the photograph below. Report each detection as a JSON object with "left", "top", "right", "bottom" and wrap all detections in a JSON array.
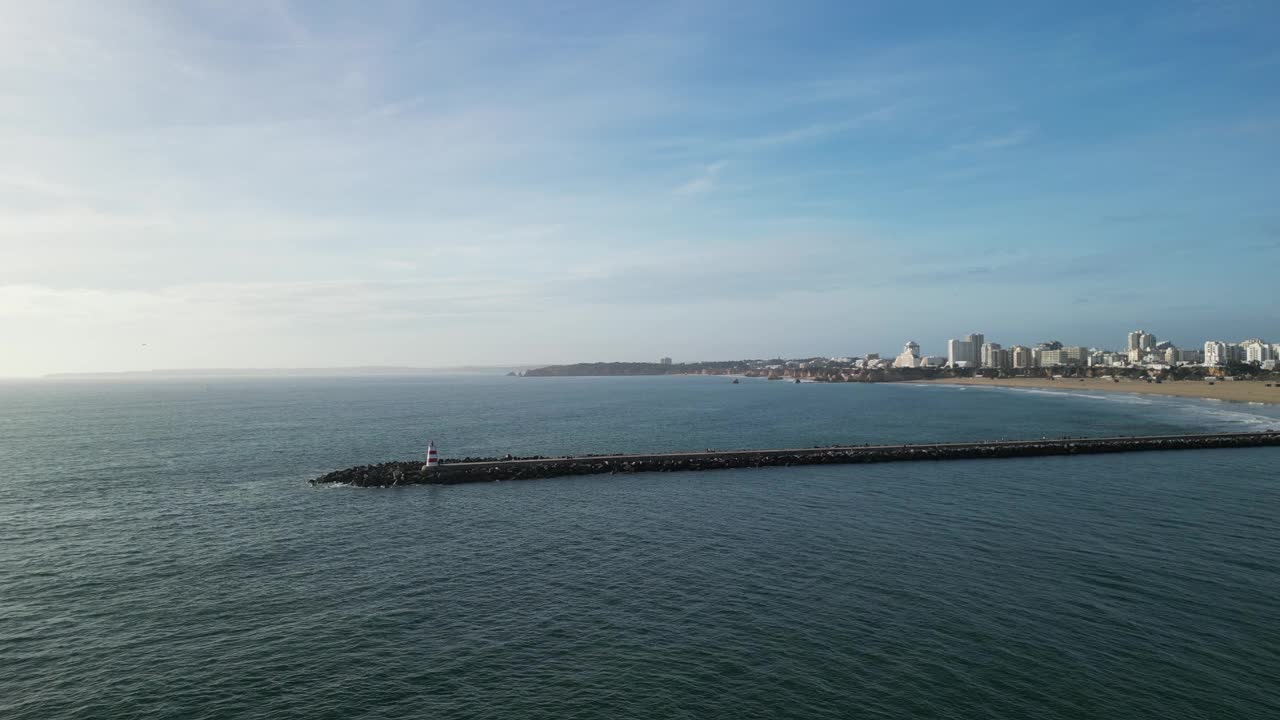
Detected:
[{"left": 311, "top": 431, "right": 1280, "bottom": 487}]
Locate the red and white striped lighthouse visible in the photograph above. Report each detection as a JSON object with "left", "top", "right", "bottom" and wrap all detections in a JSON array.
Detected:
[{"left": 424, "top": 440, "right": 439, "bottom": 470}]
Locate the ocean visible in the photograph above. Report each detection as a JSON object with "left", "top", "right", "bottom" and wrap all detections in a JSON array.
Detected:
[{"left": 3, "top": 375, "right": 1280, "bottom": 719}]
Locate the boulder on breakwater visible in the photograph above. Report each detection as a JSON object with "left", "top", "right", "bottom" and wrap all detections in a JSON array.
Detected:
[{"left": 311, "top": 432, "right": 1280, "bottom": 488}]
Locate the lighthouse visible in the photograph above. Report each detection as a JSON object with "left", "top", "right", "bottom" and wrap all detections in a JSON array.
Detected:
[{"left": 423, "top": 440, "right": 439, "bottom": 471}]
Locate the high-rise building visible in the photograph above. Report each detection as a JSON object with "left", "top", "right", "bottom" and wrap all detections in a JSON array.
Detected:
[
  {"left": 968, "top": 334, "right": 983, "bottom": 363},
  {"left": 965, "top": 334, "right": 984, "bottom": 366},
  {"left": 1010, "top": 346, "right": 1033, "bottom": 369},
  {"left": 659, "top": 357, "right": 673, "bottom": 365},
  {"left": 1040, "top": 349, "right": 1066, "bottom": 367},
  {"left": 1030, "top": 341, "right": 1062, "bottom": 368},
  {"left": 1040, "top": 348, "right": 1087, "bottom": 367},
  {"left": 1175, "top": 348, "right": 1203, "bottom": 363},
  {"left": 1063, "top": 347, "right": 1088, "bottom": 365},
  {"left": 1128, "top": 330, "right": 1157, "bottom": 352},
  {"left": 1245, "top": 342, "right": 1273, "bottom": 364},
  {"left": 980, "top": 342, "right": 1002, "bottom": 368},
  {"left": 1204, "top": 341, "right": 1228, "bottom": 366},
  {"left": 947, "top": 338, "right": 972, "bottom": 368},
  {"left": 947, "top": 335, "right": 983, "bottom": 368}
]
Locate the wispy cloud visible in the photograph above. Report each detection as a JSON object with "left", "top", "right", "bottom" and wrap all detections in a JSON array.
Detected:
[
  {"left": 675, "top": 161, "right": 725, "bottom": 195},
  {"left": 731, "top": 105, "right": 903, "bottom": 152},
  {"left": 950, "top": 128, "right": 1033, "bottom": 152}
]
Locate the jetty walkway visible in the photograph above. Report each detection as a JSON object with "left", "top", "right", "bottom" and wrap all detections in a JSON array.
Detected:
[{"left": 311, "top": 431, "right": 1280, "bottom": 487}]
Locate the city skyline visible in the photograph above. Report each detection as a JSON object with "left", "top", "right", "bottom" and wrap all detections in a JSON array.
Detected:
[
  {"left": 25, "top": 326, "right": 1279, "bottom": 378},
  {"left": 3, "top": 1, "right": 1279, "bottom": 377},
  {"left": 925, "top": 329, "right": 1277, "bottom": 370}
]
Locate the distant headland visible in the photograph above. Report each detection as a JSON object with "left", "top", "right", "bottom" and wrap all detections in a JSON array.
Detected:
[
  {"left": 521, "top": 361, "right": 751, "bottom": 377},
  {"left": 517, "top": 357, "right": 1280, "bottom": 404}
]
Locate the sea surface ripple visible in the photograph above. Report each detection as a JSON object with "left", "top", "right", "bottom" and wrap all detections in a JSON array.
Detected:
[{"left": 2, "top": 376, "right": 1279, "bottom": 718}]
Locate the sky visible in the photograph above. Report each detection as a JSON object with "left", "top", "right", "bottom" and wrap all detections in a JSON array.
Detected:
[{"left": 2, "top": 0, "right": 1278, "bottom": 376}]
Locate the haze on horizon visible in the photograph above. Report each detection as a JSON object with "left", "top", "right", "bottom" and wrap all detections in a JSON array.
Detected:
[{"left": 2, "top": 1, "right": 1278, "bottom": 377}]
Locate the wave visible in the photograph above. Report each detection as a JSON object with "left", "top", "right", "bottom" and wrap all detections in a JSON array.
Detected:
[
  {"left": 1022, "top": 389, "right": 1153, "bottom": 405},
  {"left": 907, "top": 382, "right": 1280, "bottom": 431},
  {"left": 1010, "top": 387, "right": 1280, "bottom": 430},
  {"left": 1168, "top": 404, "right": 1280, "bottom": 431},
  {"left": 959, "top": 384, "right": 1157, "bottom": 406}
]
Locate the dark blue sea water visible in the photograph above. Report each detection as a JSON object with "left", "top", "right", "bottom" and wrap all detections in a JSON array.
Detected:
[{"left": 3, "top": 376, "right": 1280, "bottom": 719}]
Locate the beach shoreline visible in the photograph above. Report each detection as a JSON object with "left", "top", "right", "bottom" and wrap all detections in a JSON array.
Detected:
[{"left": 918, "top": 376, "right": 1280, "bottom": 405}]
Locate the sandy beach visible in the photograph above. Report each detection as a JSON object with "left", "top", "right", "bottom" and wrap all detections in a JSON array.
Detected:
[{"left": 920, "top": 376, "right": 1280, "bottom": 405}]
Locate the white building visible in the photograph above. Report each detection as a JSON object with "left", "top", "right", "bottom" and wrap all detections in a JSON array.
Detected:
[
  {"left": 965, "top": 333, "right": 985, "bottom": 360},
  {"left": 1128, "top": 330, "right": 1157, "bottom": 352},
  {"left": 1040, "top": 349, "right": 1066, "bottom": 367},
  {"left": 894, "top": 341, "right": 922, "bottom": 368},
  {"left": 980, "top": 342, "right": 1002, "bottom": 368},
  {"left": 947, "top": 333, "right": 984, "bottom": 367},
  {"left": 1245, "top": 342, "right": 1273, "bottom": 364},
  {"left": 1090, "top": 351, "right": 1127, "bottom": 367},
  {"left": 1204, "top": 341, "right": 1228, "bottom": 366},
  {"left": 1175, "top": 348, "right": 1203, "bottom": 364},
  {"left": 1039, "top": 348, "right": 1087, "bottom": 367},
  {"left": 1010, "top": 346, "right": 1033, "bottom": 369}
]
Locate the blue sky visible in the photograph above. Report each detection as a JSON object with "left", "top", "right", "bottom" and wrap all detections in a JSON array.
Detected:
[{"left": 1, "top": 1, "right": 1278, "bottom": 374}]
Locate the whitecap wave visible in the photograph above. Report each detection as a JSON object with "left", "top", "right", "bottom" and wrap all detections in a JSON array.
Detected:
[
  {"left": 964, "top": 385, "right": 1156, "bottom": 406},
  {"left": 1166, "top": 403, "right": 1280, "bottom": 431},
  {"left": 906, "top": 382, "right": 1280, "bottom": 432}
]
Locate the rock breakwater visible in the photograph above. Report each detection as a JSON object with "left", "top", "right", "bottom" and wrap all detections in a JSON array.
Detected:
[{"left": 311, "top": 431, "right": 1280, "bottom": 487}]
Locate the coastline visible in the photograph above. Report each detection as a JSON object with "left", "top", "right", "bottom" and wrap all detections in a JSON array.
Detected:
[{"left": 918, "top": 377, "right": 1280, "bottom": 405}]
